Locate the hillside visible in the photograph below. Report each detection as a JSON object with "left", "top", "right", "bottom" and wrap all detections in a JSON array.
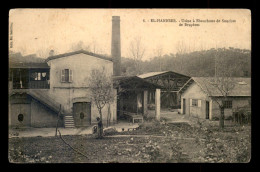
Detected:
[{"left": 121, "top": 47, "right": 251, "bottom": 77}]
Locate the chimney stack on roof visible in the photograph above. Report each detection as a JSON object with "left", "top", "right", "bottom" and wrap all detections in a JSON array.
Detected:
[
  {"left": 111, "top": 16, "right": 121, "bottom": 76},
  {"left": 49, "top": 50, "right": 54, "bottom": 57}
]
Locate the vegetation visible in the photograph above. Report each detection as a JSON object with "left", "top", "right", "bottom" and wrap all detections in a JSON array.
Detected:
[
  {"left": 9, "top": 119, "right": 251, "bottom": 163},
  {"left": 121, "top": 47, "right": 250, "bottom": 77},
  {"left": 10, "top": 47, "right": 250, "bottom": 78},
  {"left": 88, "top": 67, "right": 114, "bottom": 138}
]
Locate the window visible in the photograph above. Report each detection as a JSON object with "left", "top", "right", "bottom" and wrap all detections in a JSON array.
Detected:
[
  {"left": 190, "top": 99, "right": 201, "bottom": 107},
  {"left": 243, "top": 71, "right": 249, "bottom": 77},
  {"left": 31, "top": 72, "right": 48, "bottom": 81},
  {"left": 192, "top": 99, "right": 198, "bottom": 106},
  {"left": 61, "top": 69, "right": 73, "bottom": 83},
  {"left": 18, "top": 114, "right": 24, "bottom": 122},
  {"left": 224, "top": 101, "right": 232, "bottom": 108}
]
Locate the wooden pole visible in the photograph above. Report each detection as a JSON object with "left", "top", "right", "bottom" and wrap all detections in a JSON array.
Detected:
[
  {"left": 55, "top": 104, "right": 62, "bottom": 137},
  {"left": 155, "top": 89, "right": 161, "bottom": 120}
]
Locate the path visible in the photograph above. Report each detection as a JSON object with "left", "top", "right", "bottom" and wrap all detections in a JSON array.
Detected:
[
  {"left": 9, "top": 121, "right": 139, "bottom": 138},
  {"left": 160, "top": 110, "right": 190, "bottom": 124}
]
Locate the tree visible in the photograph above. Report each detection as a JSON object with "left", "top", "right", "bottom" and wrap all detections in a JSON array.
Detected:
[
  {"left": 129, "top": 36, "right": 146, "bottom": 75},
  {"left": 37, "top": 48, "right": 51, "bottom": 58},
  {"left": 88, "top": 67, "right": 114, "bottom": 138},
  {"left": 205, "top": 48, "right": 236, "bottom": 129},
  {"left": 70, "top": 41, "right": 91, "bottom": 52},
  {"left": 154, "top": 45, "right": 163, "bottom": 71},
  {"left": 175, "top": 40, "right": 189, "bottom": 74},
  {"left": 210, "top": 77, "right": 235, "bottom": 129}
]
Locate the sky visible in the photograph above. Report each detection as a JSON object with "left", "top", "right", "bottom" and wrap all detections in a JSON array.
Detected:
[{"left": 9, "top": 9, "right": 251, "bottom": 60}]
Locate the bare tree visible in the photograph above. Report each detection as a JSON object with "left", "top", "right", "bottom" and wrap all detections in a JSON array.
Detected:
[
  {"left": 176, "top": 40, "right": 187, "bottom": 55},
  {"left": 208, "top": 78, "right": 235, "bottom": 129},
  {"left": 70, "top": 41, "right": 91, "bottom": 52},
  {"left": 89, "top": 37, "right": 104, "bottom": 54},
  {"left": 154, "top": 45, "right": 163, "bottom": 71},
  {"left": 205, "top": 48, "right": 236, "bottom": 129},
  {"left": 36, "top": 48, "right": 50, "bottom": 58},
  {"left": 88, "top": 67, "right": 114, "bottom": 138},
  {"left": 129, "top": 36, "right": 146, "bottom": 75},
  {"left": 175, "top": 40, "right": 187, "bottom": 72}
]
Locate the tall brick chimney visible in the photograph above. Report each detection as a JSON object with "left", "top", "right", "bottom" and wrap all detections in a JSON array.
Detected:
[{"left": 111, "top": 16, "right": 121, "bottom": 76}]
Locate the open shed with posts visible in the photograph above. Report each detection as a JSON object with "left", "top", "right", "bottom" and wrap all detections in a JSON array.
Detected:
[
  {"left": 113, "top": 76, "right": 162, "bottom": 122},
  {"left": 138, "top": 71, "right": 191, "bottom": 109}
]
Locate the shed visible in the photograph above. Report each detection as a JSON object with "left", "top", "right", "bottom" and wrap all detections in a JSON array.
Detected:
[
  {"left": 138, "top": 71, "right": 190, "bottom": 109},
  {"left": 113, "top": 76, "right": 162, "bottom": 120}
]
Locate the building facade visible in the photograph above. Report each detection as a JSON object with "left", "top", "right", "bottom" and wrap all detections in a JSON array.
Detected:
[
  {"left": 179, "top": 77, "right": 251, "bottom": 120},
  {"left": 9, "top": 50, "right": 117, "bottom": 128}
]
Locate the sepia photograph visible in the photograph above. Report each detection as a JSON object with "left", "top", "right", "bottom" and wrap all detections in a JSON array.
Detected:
[{"left": 8, "top": 9, "right": 251, "bottom": 163}]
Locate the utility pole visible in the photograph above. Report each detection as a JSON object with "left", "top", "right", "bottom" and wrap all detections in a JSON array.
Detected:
[{"left": 214, "top": 44, "right": 218, "bottom": 82}]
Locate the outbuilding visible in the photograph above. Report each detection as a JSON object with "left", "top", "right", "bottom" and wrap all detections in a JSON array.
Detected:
[{"left": 179, "top": 77, "right": 251, "bottom": 120}]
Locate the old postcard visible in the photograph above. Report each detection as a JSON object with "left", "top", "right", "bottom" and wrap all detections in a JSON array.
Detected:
[{"left": 8, "top": 9, "right": 251, "bottom": 163}]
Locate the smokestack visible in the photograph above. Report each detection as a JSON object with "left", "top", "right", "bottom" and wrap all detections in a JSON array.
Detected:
[{"left": 111, "top": 16, "right": 121, "bottom": 76}]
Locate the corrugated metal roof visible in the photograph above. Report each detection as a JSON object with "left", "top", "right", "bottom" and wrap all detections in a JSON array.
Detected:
[
  {"left": 138, "top": 71, "right": 170, "bottom": 78},
  {"left": 113, "top": 76, "right": 162, "bottom": 89},
  {"left": 180, "top": 77, "right": 251, "bottom": 97},
  {"left": 138, "top": 71, "right": 190, "bottom": 79}
]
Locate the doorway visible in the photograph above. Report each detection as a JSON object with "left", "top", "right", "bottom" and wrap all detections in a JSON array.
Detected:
[
  {"left": 206, "top": 101, "right": 209, "bottom": 119},
  {"left": 183, "top": 99, "right": 186, "bottom": 114},
  {"left": 73, "top": 102, "right": 91, "bottom": 126}
]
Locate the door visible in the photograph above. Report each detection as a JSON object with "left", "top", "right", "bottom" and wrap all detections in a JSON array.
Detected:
[
  {"left": 206, "top": 101, "right": 209, "bottom": 119},
  {"left": 73, "top": 102, "right": 91, "bottom": 126},
  {"left": 11, "top": 104, "right": 31, "bottom": 127},
  {"left": 183, "top": 99, "right": 186, "bottom": 114}
]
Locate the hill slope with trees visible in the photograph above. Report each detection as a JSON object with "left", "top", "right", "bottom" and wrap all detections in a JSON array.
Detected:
[{"left": 121, "top": 47, "right": 251, "bottom": 77}]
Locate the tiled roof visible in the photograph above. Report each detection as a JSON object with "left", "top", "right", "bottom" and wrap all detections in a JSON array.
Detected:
[
  {"left": 179, "top": 77, "right": 251, "bottom": 97},
  {"left": 45, "top": 50, "right": 113, "bottom": 62},
  {"left": 9, "top": 62, "right": 50, "bottom": 69}
]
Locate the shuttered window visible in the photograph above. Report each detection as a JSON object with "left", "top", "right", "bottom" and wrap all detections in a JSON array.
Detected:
[
  {"left": 198, "top": 100, "right": 201, "bottom": 107},
  {"left": 69, "top": 69, "right": 73, "bottom": 82},
  {"left": 61, "top": 69, "right": 73, "bottom": 83}
]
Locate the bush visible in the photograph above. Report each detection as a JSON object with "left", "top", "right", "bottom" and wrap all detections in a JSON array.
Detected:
[
  {"left": 212, "top": 116, "right": 219, "bottom": 121},
  {"left": 103, "top": 127, "right": 118, "bottom": 136},
  {"left": 168, "top": 138, "right": 187, "bottom": 162},
  {"left": 148, "top": 104, "right": 155, "bottom": 110},
  {"left": 233, "top": 109, "right": 251, "bottom": 125},
  {"left": 144, "top": 139, "right": 161, "bottom": 162},
  {"left": 225, "top": 116, "right": 233, "bottom": 120}
]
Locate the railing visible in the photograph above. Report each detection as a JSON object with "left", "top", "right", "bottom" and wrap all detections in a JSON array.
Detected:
[
  {"left": 12, "top": 81, "right": 50, "bottom": 89},
  {"left": 29, "top": 81, "right": 50, "bottom": 89}
]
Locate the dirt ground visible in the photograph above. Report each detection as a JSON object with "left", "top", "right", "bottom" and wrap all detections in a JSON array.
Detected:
[{"left": 8, "top": 119, "right": 251, "bottom": 163}]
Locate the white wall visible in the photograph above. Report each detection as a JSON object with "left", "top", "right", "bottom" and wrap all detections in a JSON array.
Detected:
[
  {"left": 46, "top": 53, "right": 116, "bottom": 124},
  {"left": 181, "top": 82, "right": 210, "bottom": 119},
  {"left": 211, "top": 97, "right": 251, "bottom": 119},
  {"left": 181, "top": 82, "right": 251, "bottom": 120}
]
